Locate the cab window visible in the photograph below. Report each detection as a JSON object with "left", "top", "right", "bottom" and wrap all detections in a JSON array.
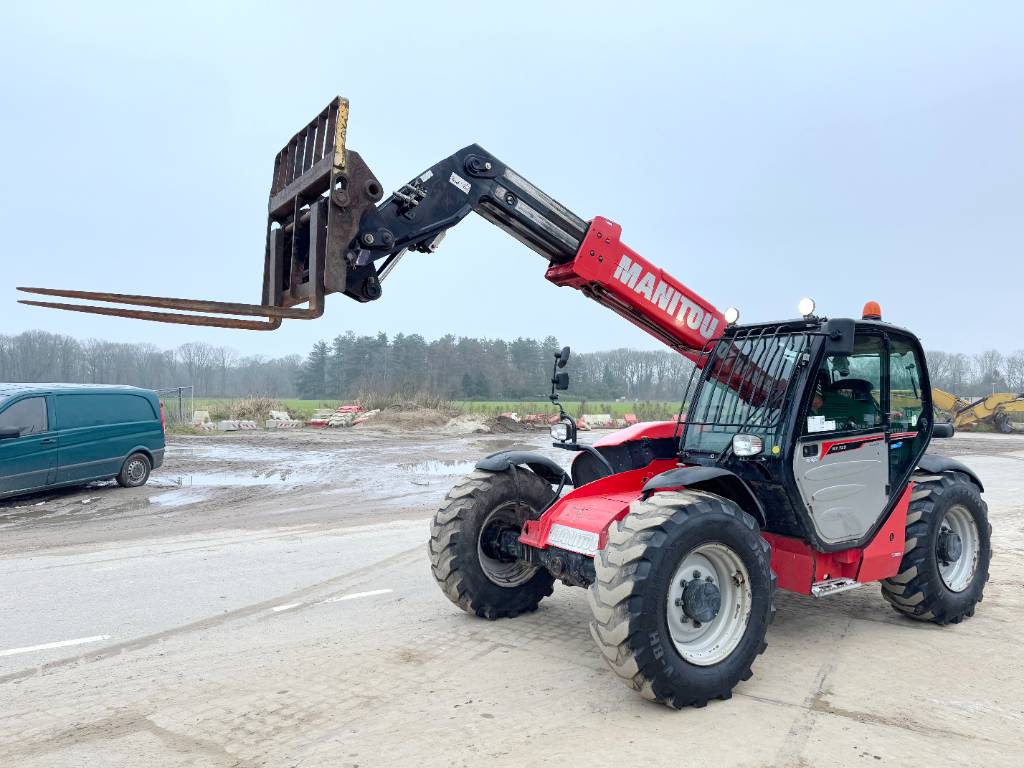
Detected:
[
  {"left": 889, "top": 340, "right": 923, "bottom": 433},
  {"left": 804, "top": 335, "right": 883, "bottom": 434},
  {"left": 0, "top": 397, "right": 49, "bottom": 436},
  {"left": 888, "top": 336, "right": 927, "bottom": 481}
]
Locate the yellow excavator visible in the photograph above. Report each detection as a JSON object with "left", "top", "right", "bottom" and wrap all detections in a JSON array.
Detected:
[{"left": 930, "top": 388, "right": 1024, "bottom": 433}]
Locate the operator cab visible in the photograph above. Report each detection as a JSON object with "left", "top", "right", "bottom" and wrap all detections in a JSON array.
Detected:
[{"left": 679, "top": 301, "right": 934, "bottom": 551}]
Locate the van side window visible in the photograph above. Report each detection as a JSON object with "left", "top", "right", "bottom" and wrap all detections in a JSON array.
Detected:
[
  {"left": 0, "top": 397, "right": 49, "bottom": 435},
  {"left": 58, "top": 394, "right": 156, "bottom": 429}
]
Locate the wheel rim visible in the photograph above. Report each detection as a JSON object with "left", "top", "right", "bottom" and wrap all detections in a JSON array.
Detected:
[
  {"left": 126, "top": 459, "right": 147, "bottom": 484},
  {"left": 666, "top": 543, "right": 752, "bottom": 666},
  {"left": 477, "top": 502, "right": 538, "bottom": 587},
  {"left": 937, "top": 504, "right": 979, "bottom": 592}
]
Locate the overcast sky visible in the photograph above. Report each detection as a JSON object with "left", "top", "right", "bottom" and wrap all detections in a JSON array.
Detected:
[{"left": 3, "top": 2, "right": 1021, "bottom": 356}]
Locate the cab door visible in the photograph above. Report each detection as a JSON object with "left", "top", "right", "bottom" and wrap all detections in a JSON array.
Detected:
[
  {"left": 886, "top": 334, "right": 930, "bottom": 489},
  {"left": 792, "top": 332, "right": 889, "bottom": 545},
  {"left": 0, "top": 395, "right": 58, "bottom": 496}
]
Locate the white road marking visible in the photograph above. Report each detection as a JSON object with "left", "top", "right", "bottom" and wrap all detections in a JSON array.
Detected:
[
  {"left": 322, "top": 588, "right": 393, "bottom": 604},
  {"left": 270, "top": 588, "right": 393, "bottom": 615},
  {"left": 0, "top": 634, "right": 111, "bottom": 657}
]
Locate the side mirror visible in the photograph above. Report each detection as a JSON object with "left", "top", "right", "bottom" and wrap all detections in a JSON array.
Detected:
[
  {"left": 0, "top": 427, "right": 21, "bottom": 441},
  {"left": 553, "top": 372, "right": 569, "bottom": 391},
  {"left": 932, "top": 422, "right": 955, "bottom": 439},
  {"left": 556, "top": 346, "right": 570, "bottom": 369},
  {"left": 823, "top": 319, "right": 855, "bottom": 356}
]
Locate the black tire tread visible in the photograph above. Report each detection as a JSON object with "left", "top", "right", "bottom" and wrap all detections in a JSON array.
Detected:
[
  {"left": 428, "top": 469, "right": 554, "bottom": 620},
  {"left": 587, "top": 490, "right": 775, "bottom": 709},
  {"left": 881, "top": 471, "right": 991, "bottom": 624},
  {"left": 116, "top": 452, "right": 151, "bottom": 488}
]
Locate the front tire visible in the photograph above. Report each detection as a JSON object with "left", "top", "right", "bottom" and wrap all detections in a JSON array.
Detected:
[
  {"left": 588, "top": 490, "right": 774, "bottom": 708},
  {"left": 881, "top": 471, "right": 991, "bottom": 624},
  {"left": 117, "top": 452, "right": 151, "bottom": 488},
  {"left": 429, "top": 469, "right": 555, "bottom": 619}
]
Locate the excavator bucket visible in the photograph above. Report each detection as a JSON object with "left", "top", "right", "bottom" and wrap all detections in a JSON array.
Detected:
[{"left": 18, "top": 97, "right": 383, "bottom": 329}]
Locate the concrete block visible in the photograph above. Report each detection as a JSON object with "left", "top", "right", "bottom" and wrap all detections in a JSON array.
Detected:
[{"left": 581, "top": 413, "right": 614, "bottom": 428}]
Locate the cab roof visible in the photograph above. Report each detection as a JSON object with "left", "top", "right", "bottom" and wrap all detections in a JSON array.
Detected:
[{"left": 726, "top": 316, "right": 918, "bottom": 340}]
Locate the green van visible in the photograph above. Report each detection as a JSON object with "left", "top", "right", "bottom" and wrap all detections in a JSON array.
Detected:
[{"left": 0, "top": 384, "right": 165, "bottom": 500}]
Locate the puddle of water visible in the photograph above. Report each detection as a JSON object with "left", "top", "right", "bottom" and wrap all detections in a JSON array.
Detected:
[
  {"left": 151, "top": 490, "right": 210, "bottom": 507},
  {"left": 151, "top": 470, "right": 317, "bottom": 488},
  {"left": 179, "top": 444, "right": 338, "bottom": 467},
  {"left": 398, "top": 459, "right": 477, "bottom": 475}
]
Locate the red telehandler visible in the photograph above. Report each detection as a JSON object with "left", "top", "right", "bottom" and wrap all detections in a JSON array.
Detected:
[{"left": 19, "top": 98, "right": 991, "bottom": 708}]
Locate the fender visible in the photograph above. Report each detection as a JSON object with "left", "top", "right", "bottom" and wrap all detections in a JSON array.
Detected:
[
  {"left": 475, "top": 450, "right": 569, "bottom": 486},
  {"left": 642, "top": 466, "right": 767, "bottom": 526},
  {"left": 128, "top": 444, "right": 165, "bottom": 470},
  {"left": 520, "top": 458, "right": 679, "bottom": 554},
  {"left": 917, "top": 454, "right": 984, "bottom": 492}
]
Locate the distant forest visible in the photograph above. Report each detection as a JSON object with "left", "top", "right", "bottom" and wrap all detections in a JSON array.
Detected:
[{"left": 1, "top": 330, "right": 1022, "bottom": 401}]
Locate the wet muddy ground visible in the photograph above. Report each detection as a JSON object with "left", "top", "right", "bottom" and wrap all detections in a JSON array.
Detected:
[
  {"left": 2, "top": 427, "right": 1017, "bottom": 557},
  {"left": 0, "top": 428, "right": 572, "bottom": 555}
]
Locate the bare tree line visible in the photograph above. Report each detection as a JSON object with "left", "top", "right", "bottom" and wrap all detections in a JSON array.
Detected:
[
  {"left": 0, "top": 331, "right": 300, "bottom": 397},
  {"left": 927, "top": 349, "right": 1024, "bottom": 395},
  {"left": 1, "top": 329, "right": 1021, "bottom": 401}
]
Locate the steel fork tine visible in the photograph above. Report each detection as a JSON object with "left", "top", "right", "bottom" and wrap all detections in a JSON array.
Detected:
[
  {"left": 16, "top": 287, "right": 312, "bottom": 320},
  {"left": 17, "top": 300, "right": 282, "bottom": 331}
]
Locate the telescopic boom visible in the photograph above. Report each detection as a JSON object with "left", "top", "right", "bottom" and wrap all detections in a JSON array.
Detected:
[{"left": 19, "top": 97, "right": 724, "bottom": 361}]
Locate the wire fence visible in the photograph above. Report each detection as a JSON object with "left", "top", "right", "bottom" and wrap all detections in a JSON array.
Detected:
[{"left": 156, "top": 386, "right": 194, "bottom": 425}]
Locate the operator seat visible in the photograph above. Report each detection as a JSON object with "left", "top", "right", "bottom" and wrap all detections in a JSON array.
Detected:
[
  {"left": 826, "top": 378, "right": 873, "bottom": 402},
  {"left": 823, "top": 378, "right": 880, "bottom": 429}
]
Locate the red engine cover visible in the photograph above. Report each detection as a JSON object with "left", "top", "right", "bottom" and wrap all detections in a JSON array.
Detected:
[{"left": 592, "top": 419, "right": 681, "bottom": 448}]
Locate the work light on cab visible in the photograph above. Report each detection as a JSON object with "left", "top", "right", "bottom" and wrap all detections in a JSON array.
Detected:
[
  {"left": 798, "top": 297, "right": 816, "bottom": 318},
  {"left": 550, "top": 422, "right": 569, "bottom": 441},
  {"left": 732, "top": 433, "right": 764, "bottom": 457},
  {"left": 724, "top": 306, "right": 740, "bottom": 325}
]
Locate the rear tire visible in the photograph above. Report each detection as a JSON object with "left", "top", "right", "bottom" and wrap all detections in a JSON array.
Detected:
[
  {"left": 588, "top": 490, "right": 774, "bottom": 708},
  {"left": 117, "top": 452, "right": 151, "bottom": 488},
  {"left": 881, "top": 471, "right": 991, "bottom": 624},
  {"left": 429, "top": 469, "right": 555, "bottom": 619}
]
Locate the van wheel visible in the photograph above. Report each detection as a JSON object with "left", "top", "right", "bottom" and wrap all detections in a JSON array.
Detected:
[{"left": 117, "top": 453, "right": 151, "bottom": 488}]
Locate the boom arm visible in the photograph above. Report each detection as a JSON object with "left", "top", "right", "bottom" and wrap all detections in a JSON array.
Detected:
[
  {"left": 932, "top": 387, "right": 1024, "bottom": 430},
  {"left": 18, "top": 97, "right": 723, "bottom": 360}
]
